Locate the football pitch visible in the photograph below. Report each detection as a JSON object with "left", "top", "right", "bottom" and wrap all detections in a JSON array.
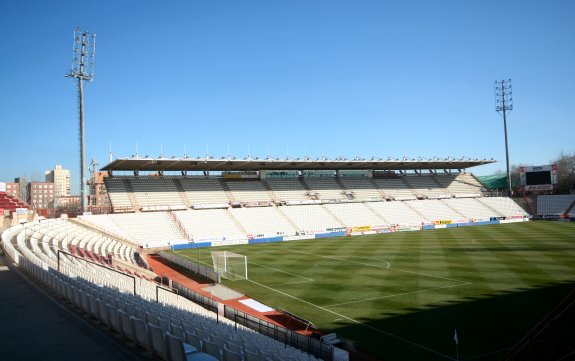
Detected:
[{"left": 172, "top": 222, "right": 575, "bottom": 361}]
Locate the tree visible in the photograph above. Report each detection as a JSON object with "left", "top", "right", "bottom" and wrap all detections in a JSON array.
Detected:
[
  {"left": 504, "top": 152, "right": 574, "bottom": 195},
  {"left": 552, "top": 151, "right": 575, "bottom": 194}
]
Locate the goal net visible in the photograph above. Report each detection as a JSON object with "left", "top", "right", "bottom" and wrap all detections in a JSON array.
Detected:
[{"left": 211, "top": 251, "right": 248, "bottom": 281}]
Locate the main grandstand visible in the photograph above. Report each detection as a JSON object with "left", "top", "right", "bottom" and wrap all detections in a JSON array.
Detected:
[
  {"left": 80, "top": 156, "right": 528, "bottom": 249},
  {"left": 2, "top": 155, "right": 539, "bottom": 361}
]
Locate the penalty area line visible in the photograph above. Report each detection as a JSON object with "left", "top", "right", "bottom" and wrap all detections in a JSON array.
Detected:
[
  {"left": 242, "top": 277, "right": 457, "bottom": 361},
  {"left": 325, "top": 282, "right": 470, "bottom": 308},
  {"left": 174, "top": 250, "right": 314, "bottom": 286},
  {"left": 289, "top": 250, "right": 391, "bottom": 269},
  {"left": 290, "top": 249, "right": 468, "bottom": 284},
  {"left": 268, "top": 280, "right": 315, "bottom": 287},
  {"left": 174, "top": 251, "right": 213, "bottom": 268},
  {"left": 250, "top": 261, "right": 314, "bottom": 282}
]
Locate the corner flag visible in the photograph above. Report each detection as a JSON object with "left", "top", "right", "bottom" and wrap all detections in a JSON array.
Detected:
[{"left": 454, "top": 329, "right": 460, "bottom": 360}]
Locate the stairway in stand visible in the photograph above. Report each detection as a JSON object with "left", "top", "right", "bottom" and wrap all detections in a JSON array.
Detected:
[
  {"left": 167, "top": 210, "right": 191, "bottom": 241},
  {"left": 122, "top": 179, "right": 139, "bottom": 212},
  {"left": 173, "top": 179, "right": 191, "bottom": 208}
]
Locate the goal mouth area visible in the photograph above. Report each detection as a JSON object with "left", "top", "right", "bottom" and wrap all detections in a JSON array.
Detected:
[{"left": 210, "top": 251, "right": 248, "bottom": 281}]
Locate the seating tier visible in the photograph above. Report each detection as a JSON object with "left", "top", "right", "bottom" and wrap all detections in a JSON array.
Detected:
[
  {"left": 130, "top": 178, "right": 185, "bottom": 208},
  {"left": 104, "top": 178, "right": 134, "bottom": 210},
  {"left": 372, "top": 179, "right": 416, "bottom": 200},
  {"left": 479, "top": 197, "right": 528, "bottom": 217},
  {"left": 279, "top": 205, "right": 343, "bottom": 231},
  {"left": 265, "top": 179, "right": 309, "bottom": 202},
  {"left": 324, "top": 202, "right": 386, "bottom": 227},
  {"left": 338, "top": 177, "right": 383, "bottom": 201},
  {"left": 180, "top": 178, "right": 230, "bottom": 205},
  {"left": 226, "top": 180, "right": 272, "bottom": 203},
  {"left": 537, "top": 195, "right": 575, "bottom": 216},
  {"left": 303, "top": 177, "right": 347, "bottom": 200},
  {"left": 229, "top": 207, "right": 296, "bottom": 236},
  {"left": 174, "top": 209, "right": 244, "bottom": 240}
]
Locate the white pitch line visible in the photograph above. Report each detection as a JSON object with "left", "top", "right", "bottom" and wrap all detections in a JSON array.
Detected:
[
  {"left": 250, "top": 261, "right": 314, "bottom": 282},
  {"left": 291, "top": 249, "right": 467, "bottom": 284},
  {"left": 175, "top": 248, "right": 459, "bottom": 359},
  {"left": 463, "top": 347, "right": 511, "bottom": 360},
  {"left": 290, "top": 250, "right": 391, "bottom": 269},
  {"left": 175, "top": 250, "right": 314, "bottom": 285},
  {"left": 241, "top": 276, "right": 457, "bottom": 361},
  {"left": 175, "top": 251, "right": 213, "bottom": 267},
  {"left": 325, "top": 283, "right": 468, "bottom": 308},
  {"left": 268, "top": 280, "right": 314, "bottom": 287},
  {"left": 388, "top": 266, "right": 468, "bottom": 284}
]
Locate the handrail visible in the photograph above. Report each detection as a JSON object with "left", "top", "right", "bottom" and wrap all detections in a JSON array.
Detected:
[
  {"left": 57, "top": 249, "right": 137, "bottom": 296},
  {"left": 156, "top": 284, "right": 178, "bottom": 303},
  {"left": 158, "top": 251, "right": 219, "bottom": 283},
  {"left": 502, "top": 288, "right": 575, "bottom": 361}
]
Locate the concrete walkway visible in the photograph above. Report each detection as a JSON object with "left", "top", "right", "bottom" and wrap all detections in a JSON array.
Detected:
[
  {"left": 146, "top": 254, "right": 313, "bottom": 335},
  {"left": 0, "top": 253, "right": 150, "bottom": 361}
]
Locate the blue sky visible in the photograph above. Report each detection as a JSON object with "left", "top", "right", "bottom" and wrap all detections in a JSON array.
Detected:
[{"left": 1, "top": 1, "right": 573, "bottom": 193}]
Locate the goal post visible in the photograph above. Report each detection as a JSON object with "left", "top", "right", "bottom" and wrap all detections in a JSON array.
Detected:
[{"left": 211, "top": 251, "right": 248, "bottom": 281}]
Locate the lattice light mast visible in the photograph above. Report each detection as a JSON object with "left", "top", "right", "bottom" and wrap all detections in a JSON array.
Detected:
[
  {"left": 495, "top": 79, "right": 513, "bottom": 197},
  {"left": 66, "top": 28, "right": 96, "bottom": 212}
]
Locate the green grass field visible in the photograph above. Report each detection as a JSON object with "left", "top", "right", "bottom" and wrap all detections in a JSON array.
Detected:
[{"left": 172, "top": 222, "right": 575, "bottom": 361}]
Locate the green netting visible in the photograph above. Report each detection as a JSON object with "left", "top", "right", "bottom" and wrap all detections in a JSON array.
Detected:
[
  {"left": 477, "top": 174, "right": 520, "bottom": 190},
  {"left": 211, "top": 251, "right": 248, "bottom": 280}
]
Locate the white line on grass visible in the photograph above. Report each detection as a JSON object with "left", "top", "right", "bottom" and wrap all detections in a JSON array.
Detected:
[
  {"left": 290, "top": 250, "right": 391, "bottom": 269},
  {"left": 175, "top": 251, "right": 213, "bottom": 267},
  {"left": 463, "top": 347, "right": 511, "bottom": 360},
  {"left": 389, "top": 266, "right": 469, "bottom": 284},
  {"left": 324, "top": 283, "right": 468, "bottom": 308},
  {"left": 291, "top": 249, "right": 468, "bottom": 284},
  {"left": 268, "top": 280, "right": 315, "bottom": 287},
  {"left": 176, "top": 249, "right": 460, "bottom": 359},
  {"left": 241, "top": 276, "right": 457, "bottom": 361},
  {"left": 250, "top": 261, "right": 314, "bottom": 282},
  {"left": 175, "top": 251, "right": 314, "bottom": 286}
]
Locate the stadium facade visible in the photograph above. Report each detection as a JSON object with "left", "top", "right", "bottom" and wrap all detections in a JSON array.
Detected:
[
  {"left": 76, "top": 156, "right": 529, "bottom": 250},
  {"left": 1, "top": 155, "right": 539, "bottom": 361}
]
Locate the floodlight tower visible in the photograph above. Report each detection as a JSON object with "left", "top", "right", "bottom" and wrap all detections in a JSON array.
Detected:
[
  {"left": 495, "top": 79, "right": 513, "bottom": 197},
  {"left": 66, "top": 28, "right": 96, "bottom": 212}
]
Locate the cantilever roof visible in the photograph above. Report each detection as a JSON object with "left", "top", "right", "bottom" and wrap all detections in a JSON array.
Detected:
[{"left": 100, "top": 156, "right": 496, "bottom": 172}]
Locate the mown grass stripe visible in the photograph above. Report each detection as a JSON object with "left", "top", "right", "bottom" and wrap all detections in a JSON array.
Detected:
[{"left": 171, "top": 221, "right": 575, "bottom": 361}]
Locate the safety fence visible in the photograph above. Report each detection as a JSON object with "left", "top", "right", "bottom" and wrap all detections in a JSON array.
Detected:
[
  {"left": 158, "top": 251, "right": 219, "bottom": 283},
  {"left": 169, "top": 278, "right": 338, "bottom": 361}
]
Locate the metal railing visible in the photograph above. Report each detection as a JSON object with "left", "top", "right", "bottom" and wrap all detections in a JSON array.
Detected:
[
  {"left": 158, "top": 251, "right": 219, "bottom": 283},
  {"left": 502, "top": 289, "right": 575, "bottom": 361},
  {"left": 165, "top": 276, "right": 335, "bottom": 360}
]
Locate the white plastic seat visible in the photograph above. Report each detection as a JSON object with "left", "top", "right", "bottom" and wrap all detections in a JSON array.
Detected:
[
  {"left": 224, "top": 341, "right": 242, "bottom": 355},
  {"left": 243, "top": 350, "right": 263, "bottom": 361},
  {"left": 171, "top": 324, "right": 185, "bottom": 339},
  {"left": 222, "top": 348, "right": 241, "bottom": 361},
  {"left": 148, "top": 322, "right": 167, "bottom": 359},
  {"left": 80, "top": 291, "right": 90, "bottom": 314},
  {"left": 185, "top": 331, "right": 202, "bottom": 350},
  {"left": 108, "top": 305, "right": 121, "bottom": 333},
  {"left": 166, "top": 332, "right": 199, "bottom": 361},
  {"left": 157, "top": 316, "right": 170, "bottom": 332},
  {"left": 118, "top": 309, "right": 134, "bottom": 341},
  {"left": 202, "top": 340, "right": 222, "bottom": 361},
  {"left": 89, "top": 295, "right": 99, "bottom": 318},
  {"left": 97, "top": 299, "right": 110, "bottom": 326},
  {"left": 131, "top": 316, "right": 149, "bottom": 349},
  {"left": 195, "top": 329, "right": 210, "bottom": 340}
]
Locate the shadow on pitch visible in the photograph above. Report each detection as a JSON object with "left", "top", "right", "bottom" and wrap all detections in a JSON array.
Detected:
[{"left": 328, "top": 280, "right": 575, "bottom": 361}]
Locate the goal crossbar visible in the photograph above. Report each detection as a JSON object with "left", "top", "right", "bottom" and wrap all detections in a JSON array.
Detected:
[{"left": 211, "top": 251, "right": 248, "bottom": 281}]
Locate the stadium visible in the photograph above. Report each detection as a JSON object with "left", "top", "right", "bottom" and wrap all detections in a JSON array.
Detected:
[
  {"left": 2, "top": 152, "right": 574, "bottom": 361},
  {"left": 2, "top": 3, "right": 575, "bottom": 361}
]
